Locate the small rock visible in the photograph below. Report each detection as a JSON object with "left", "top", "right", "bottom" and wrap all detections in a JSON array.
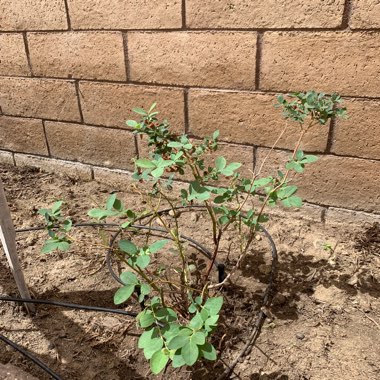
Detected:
[
  {"left": 296, "top": 333, "right": 305, "bottom": 340},
  {"left": 272, "top": 293, "right": 287, "bottom": 306},
  {"left": 189, "top": 212, "right": 199, "bottom": 223},
  {"left": 258, "top": 264, "right": 271, "bottom": 275},
  {"left": 168, "top": 210, "right": 181, "bottom": 218}
]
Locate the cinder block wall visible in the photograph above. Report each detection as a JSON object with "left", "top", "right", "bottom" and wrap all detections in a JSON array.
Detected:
[{"left": 0, "top": 1, "right": 379, "bottom": 222}]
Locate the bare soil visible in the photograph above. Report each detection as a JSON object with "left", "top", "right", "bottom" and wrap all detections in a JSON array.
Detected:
[{"left": 1, "top": 164, "right": 380, "bottom": 380}]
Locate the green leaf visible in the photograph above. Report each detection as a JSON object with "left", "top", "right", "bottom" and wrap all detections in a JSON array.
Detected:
[
  {"left": 87, "top": 208, "right": 116, "bottom": 220},
  {"left": 149, "top": 239, "right": 169, "bottom": 253},
  {"left": 63, "top": 219, "right": 72, "bottom": 232},
  {"left": 278, "top": 185, "right": 298, "bottom": 199},
  {"left": 151, "top": 167, "right": 164, "bottom": 178},
  {"left": 172, "top": 351, "right": 186, "bottom": 368},
  {"left": 301, "top": 155, "right": 318, "bottom": 164},
  {"left": 144, "top": 337, "right": 164, "bottom": 360},
  {"left": 212, "top": 130, "right": 219, "bottom": 140},
  {"left": 148, "top": 102, "right": 157, "bottom": 113},
  {"left": 189, "top": 312, "right": 204, "bottom": 330},
  {"left": 51, "top": 201, "right": 63, "bottom": 215},
  {"left": 221, "top": 162, "right": 241, "bottom": 176},
  {"left": 41, "top": 240, "right": 61, "bottom": 254},
  {"left": 282, "top": 196, "right": 303, "bottom": 208},
  {"left": 138, "top": 327, "right": 158, "bottom": 349},
  {"left": 120, "top": 271, "right": 139, "bottom": 285},
  {"left": 150, "top": 349, "right": 169, "bottom": 374},
  {"left": 191, "top": 331, "right": 206, "bottom": 346},
  {"left": 119, "top": 240, "right": 138, "bottom": 255},
  {"left": 57, "top": 241, "right": 70, "bottom": 251},
  {"left": 200, "top": 342, "right": 217, "bottom": 361},
  {"left": 133, "top": 107, "right": 148, "bottom": 116},
  {"left": 181, "top": 341, "right": 199, "bottom": 366},
  {"left": 135, "top": 158, "right": 156, "bottom": 169},
  {"left": 113, "top": 284, "right": 135, "bottom": 305},
  {"left": 203, "top": 297, "right": 223, "bottom": 315},
  {"left": 136, "top": 254, "right": 150, "bottom": 269},
  {"left": 106, "top": 194, "right": 117, "bottom": 209},
  {"left": 155, "top": 308, "right": 177, "bottom": 322},
  {"left": 215, "top": 156, "right": 226, "bottom": 171},
  {"left": 139, "top": 312, "right": 155, "bottom": 328},
  {"left": 168, "top": 335, "right": 190, "bottom": 350},
  {"left": 205, "top": 315, "right": 219, "bottom": 327},
  {"left": 140, "top": 283, "right": 152, "bottom": 296},
  {"left": 295, "top": 150, "right": 304, "bottom": 161},
  {"left": 167, "top": 141, "right": 183, "bottom": 148},
  {"left": 126, "top": 119, "right": 138, "bottom": 128}
]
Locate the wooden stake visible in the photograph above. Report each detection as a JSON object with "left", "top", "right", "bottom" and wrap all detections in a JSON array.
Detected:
[{"left": 0, "top": 178, "right": 35, "bottom": 314}]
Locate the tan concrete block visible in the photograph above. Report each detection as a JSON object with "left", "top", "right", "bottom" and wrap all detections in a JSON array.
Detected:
[
  {"left": 0, "top": 116, "right": 48, "bottom": 155},
  {"left": 28, "top": 32, "right": 126, "bottom": 81},
  {"left": 325, "top": 207, "right": 380, "bottom": 226},
  {"left": 45, "top": 122, "right": 136, "bottom": 170},
  {"left": 332, "top": 99, "right": 380, "bottom": 160},
  {"left": 187, "top": 0, "right": 345, "bottom": 29},
  {"left": 0, "top": 150, "right": 14, "bottom": 165},
  {"left": 128, "top": 32, "right": 257, "bottom": 89},
  {"left": 0, "top": 0, "right": 67, "bottom": 31},
  {"left": 261, "top": 32, "right": 380, "bottom": 97},
  {"left": 0, "top": 34, "right": 30, "bottom": 76},
  {"left": 256, "top": 148, "right": 380, "bottom": 213},
  {"left": 351, "top": 0, "right": 380, "bottom": 29},
  {"left": 67, "top": 0, "right": 181, "bottom": 29},
  {"left": 189, "top": 89, "right": 329, "bottom": 152},
  {"left": 0, "top": 77, "right": 80, "bottom": 121},
  {"left": 79, "top": 81, "right": 185, "bottom": 130},
  {"left": 14, "top": 154, "right": 92, "bottom": 180}
]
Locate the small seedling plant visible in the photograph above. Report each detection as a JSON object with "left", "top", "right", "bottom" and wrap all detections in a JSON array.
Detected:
[{"left": 39, "top": 92, "right": 346, "bottom": 374}]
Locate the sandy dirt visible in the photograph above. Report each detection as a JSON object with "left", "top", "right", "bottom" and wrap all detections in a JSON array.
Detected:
[{"left": 1, "top": 164, "right": 380, "bottom": 380}]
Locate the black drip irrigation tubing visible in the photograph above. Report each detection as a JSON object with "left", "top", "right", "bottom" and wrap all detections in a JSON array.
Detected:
[
  {"left": 0, "top": 333, "right": 63, "bottom": 380},
  {"left": 11, "top": 205, "right": 278, "bottom": 379}
]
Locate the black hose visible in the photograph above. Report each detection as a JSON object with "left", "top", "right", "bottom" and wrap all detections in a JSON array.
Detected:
[
  {"left": 0, "top": 333, "right": 63, "bottom": 380},
  {"left": 0, "top": 296, "right": 137, "bottom": 317}
]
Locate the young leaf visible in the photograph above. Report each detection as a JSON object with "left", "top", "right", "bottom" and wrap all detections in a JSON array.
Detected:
[
  {"left": 203, "top": 297, "right": 223, "bottom": 315},
  {"left": 167, "top": 335, "right": 190, "bottom": 350},
  {"left": 139, "top": 312, "right": 155, "bottom": 328},
  {"left": 189, "top": 312, "right": 204, "bottom": 330},
  {"left": 215, "top": 156, "right": 227, "bottom": 171},
  {"left": 140, "top": 283, "right": 152, "bottom": 296},
  {"left": 51, "top": 201, "right": 63, "bottom": 215},
  {"left": 149, "top": 239, "right": 169, "bottom": 253},
  {"left": 126, "top": 120, "right": 138, "bottom": 128},
  {"left": 114, "top": 284, "right": 135, "bottom": 305},
  {"left": 135, "top": 159, "right": 156, "bottom": 169},
  {"left": 119, "top": 240, "right": 138, "bottom": 255},
  {"left": 191, "top": 331, "right": 206, "bottom": 346},
  {"left": 172, "top": 351, "right": 186, "bottom": 368},
  {"left": 151, "top": 167, "right": 165, "bottom": 178},
  {"left": 301, "top": 155, "right": 318, "bottom": 164},
  {"left": 144, "top": 337, "right": 164, "bottom": 360},
  {"left": 199, "top": 342, "right": 217, "bottom": 361},
  {"left": 181, "top": 341, "right": 199, "bottom": 366},
  {"left": 133, "top": 107, "right": 148, "bottom": 116},
  {"left": 150, "top": 350, "right": 169, "bottom": 375},
  {"left": 282, "top": 196, "right": 303, "bottom": 208},
  {"left": 120, "top": 271, "right": 139, "bottom": 285},
  {"left": 136, "top": 254, "right": 150, "bottom": 269},
  {"left": 138, "top": 327, "right": 158, "bottom": 349},
  {"left": 106, "top": 194, "right": 117, "bottom": 210}
]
